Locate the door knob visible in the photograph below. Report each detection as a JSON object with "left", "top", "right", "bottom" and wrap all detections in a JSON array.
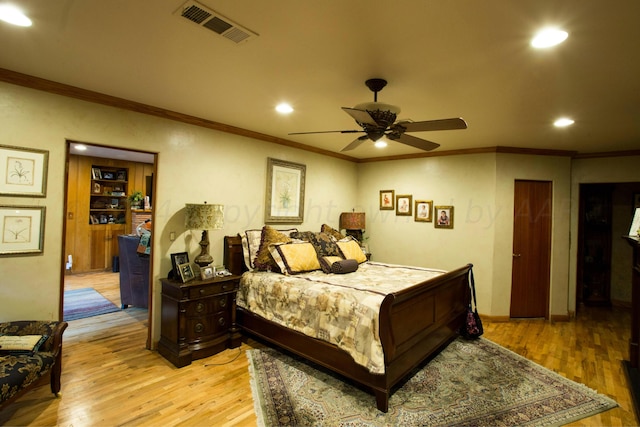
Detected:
[{"left": 513, "top": 253, "right": 521, "bottom": 257}]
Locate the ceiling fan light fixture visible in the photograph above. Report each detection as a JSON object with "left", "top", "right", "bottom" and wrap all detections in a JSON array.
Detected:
[
  {"left": 374, "top": 139, "right": 388, "bottom": 148},
  {"left": 354, "top": 102, "right": 401, "bottom": 115}
]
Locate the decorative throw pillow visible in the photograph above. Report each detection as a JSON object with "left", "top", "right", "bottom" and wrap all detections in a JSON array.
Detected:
[
  {"left": 270, "top": 242, "right": 321, "bottom": 275},
  {"left": 0, "top": 335, "right": 48, "bottom": 354},
  {"left": 321, "top": 224, "right": 345, "bottom": 240},
  {"left": 290, "top": 231, "right": 342, "bottom": 257},
  {"left": 242, "top": 227, "right": 297, "bottom": 270},
  {"left": 336, "top": 238, "right": 368, "bottom": 263},
  {"left": 319, "top": 256, "right": 358, "bottom": 274},
  {"left": 242, "top": 228, "right": 263, "bottom": 270},
  {"left": 254, "top": 226, "right": 292, "bottom": 271}
]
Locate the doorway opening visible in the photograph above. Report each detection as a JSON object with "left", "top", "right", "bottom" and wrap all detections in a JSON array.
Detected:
[
  {"left": 62, "top": 141, "right": 157, "bottom": 348},
  {"left": 576, "top": 182, "right": 640, "bottom": 310}
]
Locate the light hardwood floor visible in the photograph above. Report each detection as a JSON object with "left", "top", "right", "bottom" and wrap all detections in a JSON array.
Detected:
[{"left": 1, "top": 271, "right": 637, "bottom": 426}]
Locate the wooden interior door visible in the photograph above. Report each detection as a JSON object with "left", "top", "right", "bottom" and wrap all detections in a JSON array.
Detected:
[{"left": 510, "top": 180, "right": 552, "bottom": 318}]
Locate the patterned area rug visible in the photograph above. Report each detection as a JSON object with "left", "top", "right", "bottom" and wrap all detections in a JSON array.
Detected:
[
  {"left": 247, "top": 338, "right": 618, "bottom": 426},
  {"left": 63, "top": 288, "right": 120, "bottom": 321}
]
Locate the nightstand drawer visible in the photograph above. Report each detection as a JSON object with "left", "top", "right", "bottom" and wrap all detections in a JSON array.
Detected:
[
  {"left": 185, "top": 313, "right": 230, "bottom": 339},
  {"left": 184, "top": 294, "right": 230, "bottom": 316},
  {"left": 188, "top": 280, "right": 238, "bottom": 299}
]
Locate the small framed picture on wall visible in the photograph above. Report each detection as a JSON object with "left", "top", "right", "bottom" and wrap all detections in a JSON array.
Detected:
[
  {"left": 414, "top": 200, "right": 433, "bottom": 222},
  {"left": 396, "top": 195, "right": 412, "bottom": 216},
  {"left": 434, "top": 206, "right": 454, "bottom": 229},
  {"left": 380, "top": 190, "right": 395, "bottom": 210}
]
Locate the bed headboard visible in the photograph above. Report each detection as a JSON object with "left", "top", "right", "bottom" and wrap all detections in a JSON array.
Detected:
[{"left": 224, "top": 234, "right": 246, "bottom": 276}]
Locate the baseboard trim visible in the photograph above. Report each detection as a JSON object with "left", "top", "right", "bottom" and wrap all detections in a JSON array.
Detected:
[{"left": 480, "top": 314, "right": 571, "bottom": 322}]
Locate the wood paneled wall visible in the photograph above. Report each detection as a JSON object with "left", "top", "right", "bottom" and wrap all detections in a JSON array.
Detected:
[{"left": 65, "top": 154, "right": 153, "bottom": 273}]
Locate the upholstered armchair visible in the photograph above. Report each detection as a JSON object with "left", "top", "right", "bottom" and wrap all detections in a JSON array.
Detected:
[
  {"left": 0, "top": 320, "right": 68, "bottom": 408},
  {"left": 117, "top": 235, "right": 150, "bottom": 309}
]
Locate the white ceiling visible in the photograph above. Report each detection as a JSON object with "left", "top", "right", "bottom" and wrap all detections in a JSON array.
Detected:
[{"left": 1, "top": 0, "right": 639, "bottom": 160}]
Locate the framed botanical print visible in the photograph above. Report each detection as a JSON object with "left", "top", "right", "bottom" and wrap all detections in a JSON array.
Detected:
[
  {"left": 265, "top": 158, "right": 306, "bottom": 224},
  {"left": 0, "top": 205, "right": 46, "bottom": 255},
  {"left": 435, "top": 205, "right": 454, "bottom": 229},
  {"left": 396, "top": 195, "right": 412, "bottom": 216},
  {"left": 0, "top": 145, "right": 48, "bottom": 197},
  {"left": 380, "top": 190, "right": 395, "bottom": 210},
  {"left": 414, "top": 200, "right": 433, "bottom": 222}
]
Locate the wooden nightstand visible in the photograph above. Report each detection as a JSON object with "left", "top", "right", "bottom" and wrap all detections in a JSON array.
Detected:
[{"left": 158, "top": 274, "right": 242, "bottom": 368}]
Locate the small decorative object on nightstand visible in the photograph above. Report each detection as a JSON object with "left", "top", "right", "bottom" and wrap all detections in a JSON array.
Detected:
[{"left": 158, "top": 274, "right": 241, "bottom": 368}]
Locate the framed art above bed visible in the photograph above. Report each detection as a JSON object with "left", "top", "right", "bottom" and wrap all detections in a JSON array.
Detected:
[{"left": 265, "top": 158, "right": 306, "bottom": 224}]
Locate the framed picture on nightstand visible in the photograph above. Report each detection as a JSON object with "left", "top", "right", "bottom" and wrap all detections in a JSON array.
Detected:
[
  {"left": 171, "top": 252, "right": 189, "bottom": 278},
  {"left": 178, "top": 262, "right": 196, "bottom": 283},
  {"left": 200, "top": 265, "right": 215, "bottom": 280}
]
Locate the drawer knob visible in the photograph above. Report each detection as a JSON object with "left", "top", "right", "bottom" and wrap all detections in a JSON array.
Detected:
[
  {"left": 196, "top": 302, "right": 204, "bottom": 312},
  {"left": 199, "top": 288, "right": 205, "bottom": 295},
  {"left": 195, "top": 323, "right": 204, "bottom": 333},
  {"left": 219, "top": 298, "right": 227, "bottom": 308},
  {"left": 218, "top": 317, "right": 226, "bottom": 327}
]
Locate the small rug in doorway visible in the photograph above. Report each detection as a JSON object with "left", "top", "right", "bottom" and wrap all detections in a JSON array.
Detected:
[
  {"left": 247, "top": 337, "right": 618, "bottom": 427},
  {"left": 63, "top": 288, "right": 120, "bottom": 321}
]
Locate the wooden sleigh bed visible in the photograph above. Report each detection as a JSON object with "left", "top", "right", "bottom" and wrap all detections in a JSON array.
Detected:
[{"left": 224, "top": 234, "right": 472, "bottom": 412}]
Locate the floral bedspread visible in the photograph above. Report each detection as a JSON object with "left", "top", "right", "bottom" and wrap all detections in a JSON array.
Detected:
[{"left": 237, "top": 262, "right": 445, "bottom": 374}]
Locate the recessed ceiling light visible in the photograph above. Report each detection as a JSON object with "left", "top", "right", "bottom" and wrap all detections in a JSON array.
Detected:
[
  {"left": 554, "top": 117, "right": 574, "bottom": 127},
  {"left": 275, "top": 103, "right": 293, "bottom": 114},
  {"left": 531, "top": 28, "right": 568, "bottom": 48},
  {"left": 0, "top": 4, "right": 32, "bottom": 27}
]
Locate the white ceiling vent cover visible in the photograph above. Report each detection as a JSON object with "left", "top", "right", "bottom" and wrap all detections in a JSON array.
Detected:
[{"left": 174, "top": 0, "right": 258, "bottom": 44}]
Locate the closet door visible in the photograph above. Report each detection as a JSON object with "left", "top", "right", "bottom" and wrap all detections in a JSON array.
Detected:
[{"left": 510, "top": 180, "right": 552, "bottom": 318}]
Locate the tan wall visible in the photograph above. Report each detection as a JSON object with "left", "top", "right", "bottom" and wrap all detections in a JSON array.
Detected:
[
  {"left": 493, "top": 154, "right": 572, "bottom": 318},
  {"left": 358, "top": 153, "right": 572, "bottom": 318},
  {"left": 357, "top": 154, "right": 497, "bottom": 315},
  {"left": 0, "top": 82, "right": 358, "bottom": 346}
]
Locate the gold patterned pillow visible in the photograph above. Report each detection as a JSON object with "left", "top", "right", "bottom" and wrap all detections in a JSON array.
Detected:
[
  {"left": 321, "top": 224, "right": 345, "bottom": 240},
  {"left": 290, "top": 231, "right": 341, "bottom": 257},
  {"left": 242, "top": 227, "right": 297, "bottom": 270},
  {"left": 336, "top": 239, "right": 368, "bottom": 263},
  {"left": 270, "top": 242, "right": 321, "bottom": 275},
  {"left": 253, "top": 226, "right": 292, "bottom": 271}
]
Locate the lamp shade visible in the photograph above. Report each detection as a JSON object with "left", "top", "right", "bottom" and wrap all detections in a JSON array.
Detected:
[
  {"left": 339, "top": 212, "right": 365, "bottom": 230},
  {"left": 185, "top": 203, "right": 224, "bottom": 230}
]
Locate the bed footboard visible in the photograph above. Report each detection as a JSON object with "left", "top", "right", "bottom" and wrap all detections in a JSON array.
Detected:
[{"left": 224, "top": 235, "right": 471, "bottom": 412}]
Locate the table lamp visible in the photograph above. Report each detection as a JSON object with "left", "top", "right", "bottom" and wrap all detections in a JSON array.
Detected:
[
  {"left": 339, "top": 211, "right": 366, "bottom": 243},
  {"left": 185, "top": 202, "right": 224, "bottom": 267}
]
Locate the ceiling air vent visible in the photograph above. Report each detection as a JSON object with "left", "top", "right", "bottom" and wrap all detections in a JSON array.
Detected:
[{"left": 174, "top": 0, "right": 258, "bottom": 44}]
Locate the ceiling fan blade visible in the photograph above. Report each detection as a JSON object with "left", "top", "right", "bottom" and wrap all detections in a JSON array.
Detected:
[
  {"left": 289, "top": 130, "right": 362, "bottom": 135},
  {"left": 341, "top": 135, "right": 369, "bottom": 152},
  {"left": 342, "top": 107, "right": 378, "bottom": 126},
  {"left": 399, "top": 118, "right": 467, "bottom": 132},
  {"left": 390, "top": 133, "right": 440, "bottom": 151}
]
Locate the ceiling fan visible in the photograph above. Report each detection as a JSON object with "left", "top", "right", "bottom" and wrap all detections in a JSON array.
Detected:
[{"left": 289, "top": 78, "right": 467, "bottom": 152}]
